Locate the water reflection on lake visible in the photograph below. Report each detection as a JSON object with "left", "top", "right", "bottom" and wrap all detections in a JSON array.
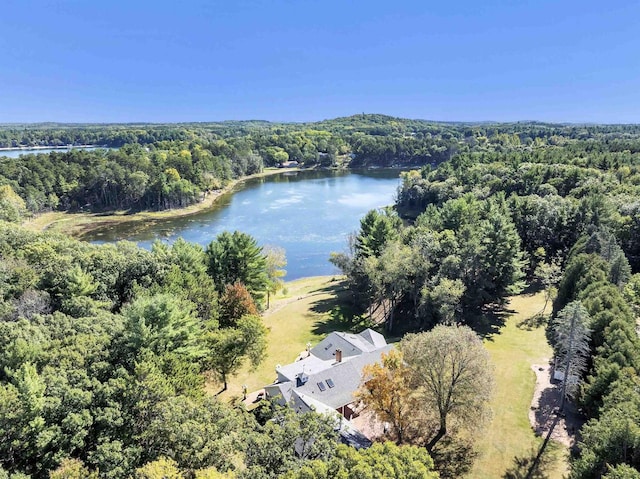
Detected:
[{"left": 85, "top": 169, "right": 402, "bottom": 279}]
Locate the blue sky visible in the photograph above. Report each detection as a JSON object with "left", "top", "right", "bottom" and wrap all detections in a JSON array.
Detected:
[{"left": 1, "top": 0, "right": 638, "bottom": 123}]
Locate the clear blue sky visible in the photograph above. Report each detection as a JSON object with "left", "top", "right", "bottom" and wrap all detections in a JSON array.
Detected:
[{"left": 1, "top": 0, "right": 638, "bottom": 123}]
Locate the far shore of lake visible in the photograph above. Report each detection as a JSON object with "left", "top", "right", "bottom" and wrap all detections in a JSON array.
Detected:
[
  {"left": 0, "top": 144, "right": 107, "bottom": 151},
  {"left": 22, "top": 167, "right": 300, "bottom": 237}
]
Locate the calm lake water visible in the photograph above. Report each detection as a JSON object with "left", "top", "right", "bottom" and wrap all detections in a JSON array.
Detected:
[
  {"left": 85, "top": 169, "right": 402, "bottom": 279},
  {"left": 0, "top": 146, "right": 112, "bottom": 158}
]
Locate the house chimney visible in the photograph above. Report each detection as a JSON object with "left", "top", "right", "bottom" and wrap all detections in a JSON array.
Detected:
[{"left": 335, "top": 349, "right": 342, "bottom": 363}]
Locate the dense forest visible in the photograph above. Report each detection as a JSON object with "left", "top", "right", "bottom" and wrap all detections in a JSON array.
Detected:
[
  {"left": 0, "top": 222, "right": 444, "bottom": 479},
  {"left": 1, "top": 115, "right": 640, "bottom": 478},
  {"left": 3, "top": 114, "right": 640, "bottom": 216},
  {"left": 330, "top": 118, "right": 640, "bottom": 477}
]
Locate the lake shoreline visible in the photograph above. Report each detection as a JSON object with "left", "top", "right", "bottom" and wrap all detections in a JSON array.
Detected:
[
  {"left": 0, "top": 144, "right": 107, "bottom": 152},
  {"left": 22, "top": 167, "right": 301, "bottom": 237}
]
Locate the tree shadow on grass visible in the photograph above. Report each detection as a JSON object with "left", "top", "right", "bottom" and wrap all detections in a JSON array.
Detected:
[
  {"left": 502, "top": 441, "right": 561, "bottom": 479},
  {"left": 430, "top": 437, "right": 477, "bottom": 479},
  {"left": 465, "top": 304, "right": 514, "bottom": 341},
  {"left": 307, "top": 281, "right": 375, "bottom": 335},
  {"left": 518, "top": 313, "right": 549, "bottom": 331},
  {"left": 534, "top": 385, "right": 561, "bottom": 436}
]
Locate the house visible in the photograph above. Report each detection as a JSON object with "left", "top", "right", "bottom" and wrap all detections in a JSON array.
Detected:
[
  {"left": 264, "top": 329, "right": 393, "bottom": 447},
  {"left": 279, "top": 160, "right": 299, "bottom": 168}
]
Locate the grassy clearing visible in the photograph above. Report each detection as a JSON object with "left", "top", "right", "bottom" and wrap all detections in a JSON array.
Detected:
[
  {"left": 22, "top": 167, "right": 298, "bottom": 236},
  {"left": 471, "top": 292, "right": 569, "bottom": 479},
  {"left": 209, "top": 275, "right": 368, "bottom": 400},
  {"left": 209, "top": 277, "right": 569, "bottom": 477}
]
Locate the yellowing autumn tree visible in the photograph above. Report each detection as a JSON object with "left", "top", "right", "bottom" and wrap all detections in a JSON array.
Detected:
[{"left": 356, "top": 349, "right": 420, "bottom": 444}]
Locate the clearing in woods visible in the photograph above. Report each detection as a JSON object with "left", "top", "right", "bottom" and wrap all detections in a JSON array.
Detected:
[
  {"left": 471, "top": 292, "right": 570, "bottom": 478},
  {"left": 209, "top": 275, "right": 363, "bottom": 399},
  {"left": 210, "top": 276, "right": 570, "bottom": 478}
]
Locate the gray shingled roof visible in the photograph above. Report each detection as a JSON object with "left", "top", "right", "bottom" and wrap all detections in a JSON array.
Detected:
[
  {"left": 265, "top": 382, "right": 294, "bottom": 405},
  {"left": 294, "top": 344, "right": 394, "bottom": 409},
  {"left": 276, "top": 354, "right": 333, "bottom": 383},
  {"left": 309, "top": 329, "right": 387, "bottom": 362},
  {"left": 310, "top": 332, "right": 365, "bottom": 361},
  {"left": 359, "top": 328, "right": 387, "bottom": 348}
]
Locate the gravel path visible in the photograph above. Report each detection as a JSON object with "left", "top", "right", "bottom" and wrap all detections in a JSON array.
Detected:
[{"left": 529, "top": 360, "right": 584, "bottom": 448}]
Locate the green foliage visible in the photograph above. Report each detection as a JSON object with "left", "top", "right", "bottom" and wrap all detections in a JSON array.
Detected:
[
  {"left": 551, "top": 229, "right": 640, "bottom": 477},
  {"left": 206, "top": 231, "right": 268, "bottom": 303},
  {"left": 203, "top": 315, "right": 267, "bottom": 389},
  {"left": 245, "top": 407, "right": 340, "bottom": 476},
  {"left": 135, "top": 457, "right": 183, "bottom": 479},
  {"left": 0, "top": 223, "right": 350, "bottom": 479},
  {"left": 335, "top": 194, "right": 526, "bottom": 330},
  {"left": 122, "top": 293, "right": 206, "bottom": 362},
  {"left": 0, "top": 185, "right": 27, "bottom": 222},
  {"left": 151, "top": 239, "right": 219, "bottom": 324},
  {"left": 571, "top": 374, "right": 640, "bottom": 478},
  {"left": 420, "top": 278, "right": 465, "bottom": 325},
  {"left": 552, "top": 301, "right": 591, "bottom": 404},
  {"left": 284, "top": 442, "right": 439, "bottom": 479},
  {"left": 603, "top": 464, "right": 640, "bottom": 479},
  {"left": 264, "top": 245, "right": 286, "bottom": 309},
  {"left": 49, "top": 458, "right": 98, "bottom": 479},
  {"left": 136, "top": 396, "right": 247, "bottom": 473},
  {"left": 355, "top": 208, "right": 401, "bottom": 258}
]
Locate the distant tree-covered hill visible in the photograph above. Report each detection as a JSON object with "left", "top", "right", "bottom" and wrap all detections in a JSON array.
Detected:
[{"left": 2, "top": 114, "right": 640, "bottom": 216}]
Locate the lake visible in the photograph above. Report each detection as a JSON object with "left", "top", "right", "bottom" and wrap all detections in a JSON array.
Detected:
[
  {"left": 0, "top": 146, "right": 112, "bottom": 158},
  {"left": 85, "top": 169, "right": 402, "bottom": 279}
]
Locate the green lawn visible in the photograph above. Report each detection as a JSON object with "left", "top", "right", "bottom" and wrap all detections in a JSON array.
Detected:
[
  {"left": 210, "top": 278, "right": 569, "bottom": 477},
  {"left": 471, "top": 292, "right": 569, "bottom": 479},
  {"left": 209, "top": 275, "right": 363, "bottom": 399}
]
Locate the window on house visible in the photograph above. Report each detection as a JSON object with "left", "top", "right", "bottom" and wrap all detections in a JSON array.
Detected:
[
  {"left": 317, "top": 382, "right": 326, "bottom": 391},
  {"left": 326, "top": 378, "right": 335, "bottom": 388}
]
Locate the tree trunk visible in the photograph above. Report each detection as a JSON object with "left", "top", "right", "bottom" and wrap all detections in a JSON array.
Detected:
[
  {"left": 426, "top": 425, "right": 446, "bottom": 452},
  {"left": 387, "top": 299, "right": 396, "bottom": 332},
  {"left": 539, "top": 289, "right": 551, "bottom": 316}
]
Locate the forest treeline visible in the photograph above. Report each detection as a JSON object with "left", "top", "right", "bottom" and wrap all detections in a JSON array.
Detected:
[
  {"left": 0, "top": 222, "right": 442, "bottom": 478},
  {"left": 2, "top": 116, "right": 640, "bottom": 477},
  {"left": 4, "top": 114, "right": 640, "bottom": 216},
  {"left": 331, "top": 120, "right": 640, "bottom": 476}
]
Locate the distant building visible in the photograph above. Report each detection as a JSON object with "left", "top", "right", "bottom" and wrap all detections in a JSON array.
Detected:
[
  {"left": 264, "top": 329, "right": 393, "bottom": 448},
  {"left": 279, "top": 160, "right": 299, "bottom": 168}
]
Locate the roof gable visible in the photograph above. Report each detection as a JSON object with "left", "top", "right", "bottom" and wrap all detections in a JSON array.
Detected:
[
  {"left": 310, "top": 332, "right": 365, "bottom": 361},
  {"left": 294, "top": 344, "right": 394, "bottom": 409},
  {"left": 359, "top": 328, "right": 387, "bottom": 348}
]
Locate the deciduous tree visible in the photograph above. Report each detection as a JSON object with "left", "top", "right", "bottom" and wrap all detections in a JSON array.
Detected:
[
  {"left": 204, "top": 315, "right": 266, "bottom": 390},
  {"left": 219, "top": 281, "right": 258, "bottom": 327},
  {"left": 264, "top": 245, "right": 287, "bottom": 309},
  {"left": 401, "top": 325, "right": 493, "bottom": 452},
  {"left": 356, "top": 349, "right": 418, "bottom": 444}
]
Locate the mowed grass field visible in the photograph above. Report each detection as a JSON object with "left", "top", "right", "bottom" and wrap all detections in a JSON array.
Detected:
[
  {"left": 471, "top": 292, "right": 569, "bottom": 479},
  {"left": 209, "top": 275, "right": 362, "bottom": 399},
  {"left": 210, "top": 277, "right": 569, "bottom": 477}
]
